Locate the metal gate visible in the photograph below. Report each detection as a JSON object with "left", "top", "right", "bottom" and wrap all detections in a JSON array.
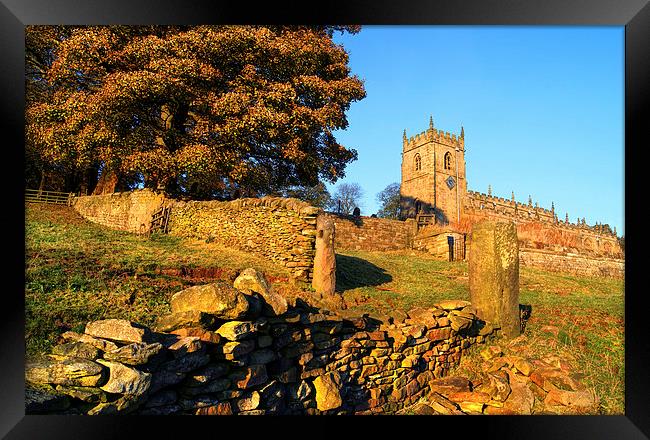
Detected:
[
  {"left": 447, "top": 235, "right": 466, "bottom": 262},
  {"left": 454, "top": 235, "right": 466, "bottom": 261}
]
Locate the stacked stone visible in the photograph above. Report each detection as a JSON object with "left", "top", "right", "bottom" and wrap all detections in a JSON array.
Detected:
[
  {"left": 518, "top": 249, "right": 624, "bottom": 279},
  {"left": 326, "top": 213, "right": 414, "bottom": 252},
  {"left": 321, "top": 299, "right": 498, "bottom": 414},
  {"left": 25, "top": 271, "right": 498, "bottom": 416},
  {"left": 409, "top": 340, "right": 598, "bottom": 415},
  {"left": 73, "top": 189, "right": 167, "bottom": 234},
  {"left": 167, "top": 198, "right": 320, "bottom": 282},
  {"left": 26, "top": 318, "right": 169, "bottom": 415}
]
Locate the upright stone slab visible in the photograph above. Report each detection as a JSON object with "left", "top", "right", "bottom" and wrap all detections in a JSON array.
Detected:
[
  {"left": 312, "top": 214, "right": 337, "bottom": 298},
  {"left": 468, "top": 220, "right": 520, "bottom": 338}
]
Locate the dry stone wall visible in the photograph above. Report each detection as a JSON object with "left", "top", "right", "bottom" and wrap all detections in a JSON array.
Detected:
[
  {"left": 73, "top": 190, "right": 166, "bottom": 234},
  {"left": 71, "top": 190, "right": 322, "bottom": 283},
  {"left": 25, "top": 273, "right": 498, "bottom": 416},
  {"left": 167, "top": 198, "right": 321, "bottom": 282},
  {"left": 326, "top": 213, "right": 415, "bottom": 252},
  {"left": 519, "top": 249, "right": 624, "bottom": 279},
  {"left": 70, "top": 190, "right": 623, "bottom": 281}
]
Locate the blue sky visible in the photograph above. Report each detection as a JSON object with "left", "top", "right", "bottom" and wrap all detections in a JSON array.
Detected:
[{"left": 329, "top": 26, "right": 624, "bottom": 235}]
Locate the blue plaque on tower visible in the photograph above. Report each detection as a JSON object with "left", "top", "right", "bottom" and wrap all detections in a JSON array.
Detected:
[{"left": 446, "top": 176, "right": 456, "bottom": 189}]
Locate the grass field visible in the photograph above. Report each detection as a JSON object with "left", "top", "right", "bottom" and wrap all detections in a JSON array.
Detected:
[
  {"left": 25, "top": 203, "right": 297, "bottom": 355},
  {"left": 25, "top": 203, "right": 624, "bottom": 414},
  {"left": 335, "top": 249, "right": 625, "bottom": 415}
]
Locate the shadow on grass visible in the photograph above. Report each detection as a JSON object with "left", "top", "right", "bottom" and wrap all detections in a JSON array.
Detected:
[{"left": 335, "top": 253, "right": 392, "bottom": 292}]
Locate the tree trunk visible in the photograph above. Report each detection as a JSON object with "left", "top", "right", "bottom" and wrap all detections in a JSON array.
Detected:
[
  {"left": 155, "top": 103, "right": 188, "bottom": 197},
  {"left": 64, "top": 172, "right": 81, "bottom": 194},
  {"left": 37, "top": 171, "right": 45, "bottom": 194},
  {"left": 92, "top": 167, "right": 120, "bottom": 195},
  {"left": 82, "top": 164, "right": 100, "bottom": 195}
]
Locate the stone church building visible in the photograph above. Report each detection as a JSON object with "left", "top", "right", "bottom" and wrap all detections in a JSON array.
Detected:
[
  {"left": 398, "top": 116, "right": 623, "bottom": 262},
  {"left": 400, "top": 116, "right": 467, "bottom": 224}
]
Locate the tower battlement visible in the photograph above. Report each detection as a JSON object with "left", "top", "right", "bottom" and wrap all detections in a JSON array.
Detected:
[
  {"left": 403, "top": 125, "right": 464, "bottom": 152},
  {"left": 464, "top": 190, "right": 615, "bottom": 236},
  {"left": 400, "top": 116, "right": 468, "bottom": 224}
]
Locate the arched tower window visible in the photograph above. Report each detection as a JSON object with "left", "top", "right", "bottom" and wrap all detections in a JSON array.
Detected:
[
  {"left": 444, "top": 152, "right": 452, "bottom": 170},
  {"left": 414, "top": 153, "right": 422, "bottom": 171}
]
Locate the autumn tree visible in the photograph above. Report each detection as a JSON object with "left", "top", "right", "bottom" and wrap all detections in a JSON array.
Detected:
[
  {"left": 376, "top": 182, "right": 400, "bottom": 219},
  {"left": 25, "top": 26, "right": 81, "bottom": 192},
  {"left": 328, "top": 182, "right": 363, "bottom": 215},
  {"left": 25, "top": 25, "right": 366, "bottom": 197}
]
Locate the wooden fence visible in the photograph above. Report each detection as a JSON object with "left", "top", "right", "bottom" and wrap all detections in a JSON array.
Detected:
[
  {"left": 149, "top": 206, "right": 171, "bottom": 234},
  {"left": 25, "top": 189, "right": 76, "bottom": 206}
]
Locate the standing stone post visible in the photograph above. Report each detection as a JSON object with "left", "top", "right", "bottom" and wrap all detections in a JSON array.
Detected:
[
  {"left": 468, "top": 220, "right": 520, "bottom": 338},
  {"left": 312, "top": 214, "right": 341, "bottom": 307}
]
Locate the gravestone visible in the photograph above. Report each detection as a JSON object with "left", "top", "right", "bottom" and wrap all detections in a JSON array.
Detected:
[{"left": 468, "top": 220, "right": 520, "bottom": 338}]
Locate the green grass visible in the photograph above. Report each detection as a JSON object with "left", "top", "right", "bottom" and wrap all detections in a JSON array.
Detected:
[
  {"left": 25, "top": 204, "right": 624, "bottom": 415},
  {"left": 25, "top": 204, "right": 294, "bottom": 355},
  {"left": 335, "top": 250, "right": 470, "bottom": 317},
  {"left": 335, "top": 249, "right": 624, "bottom": 415}
]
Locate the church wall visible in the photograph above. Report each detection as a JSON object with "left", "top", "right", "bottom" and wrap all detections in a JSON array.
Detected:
[{"left": 398, "top": 118, "right": 624, "bottom": 272}]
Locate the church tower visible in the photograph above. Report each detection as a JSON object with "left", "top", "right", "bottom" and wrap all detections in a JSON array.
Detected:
[{"left": 399, "top": 116, "right": 467, "bottom": 225}]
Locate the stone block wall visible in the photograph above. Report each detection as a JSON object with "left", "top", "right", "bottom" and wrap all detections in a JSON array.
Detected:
[
  {"left": 463, "top": 203, "right": 623, "bottom": 259},
  {"left": 413, "top": 231, "right": 466, "bottom": 260},
  {"left": 26, "top": 298, "right": 497, "bottom": 415},
  {"left": 73, "top": 189, "right": 166, "bottom": 234},
  {"left": 326, "top": 214, "right": 415, "bottom": 252},
  {"left": 325, "top": 208, "right": 623, "bottom": 279},
  {"left": 167, "top": 198, "right": 322, "bottom": 282},
  {"left": 519, "top": 249, "right": 624, "bottom": 279},
  {"left": 72, "top": 191, "right": 323, "bottom": 283}
]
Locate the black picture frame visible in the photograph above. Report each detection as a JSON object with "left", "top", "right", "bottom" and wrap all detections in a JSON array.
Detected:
[{"left": 2, "top": 0, "right": 647, "bottom": 438}]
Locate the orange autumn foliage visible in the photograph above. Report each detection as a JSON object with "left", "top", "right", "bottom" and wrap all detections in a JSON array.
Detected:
[{"left": 25, "top": 25, "right": 366, "bottom": 198}]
